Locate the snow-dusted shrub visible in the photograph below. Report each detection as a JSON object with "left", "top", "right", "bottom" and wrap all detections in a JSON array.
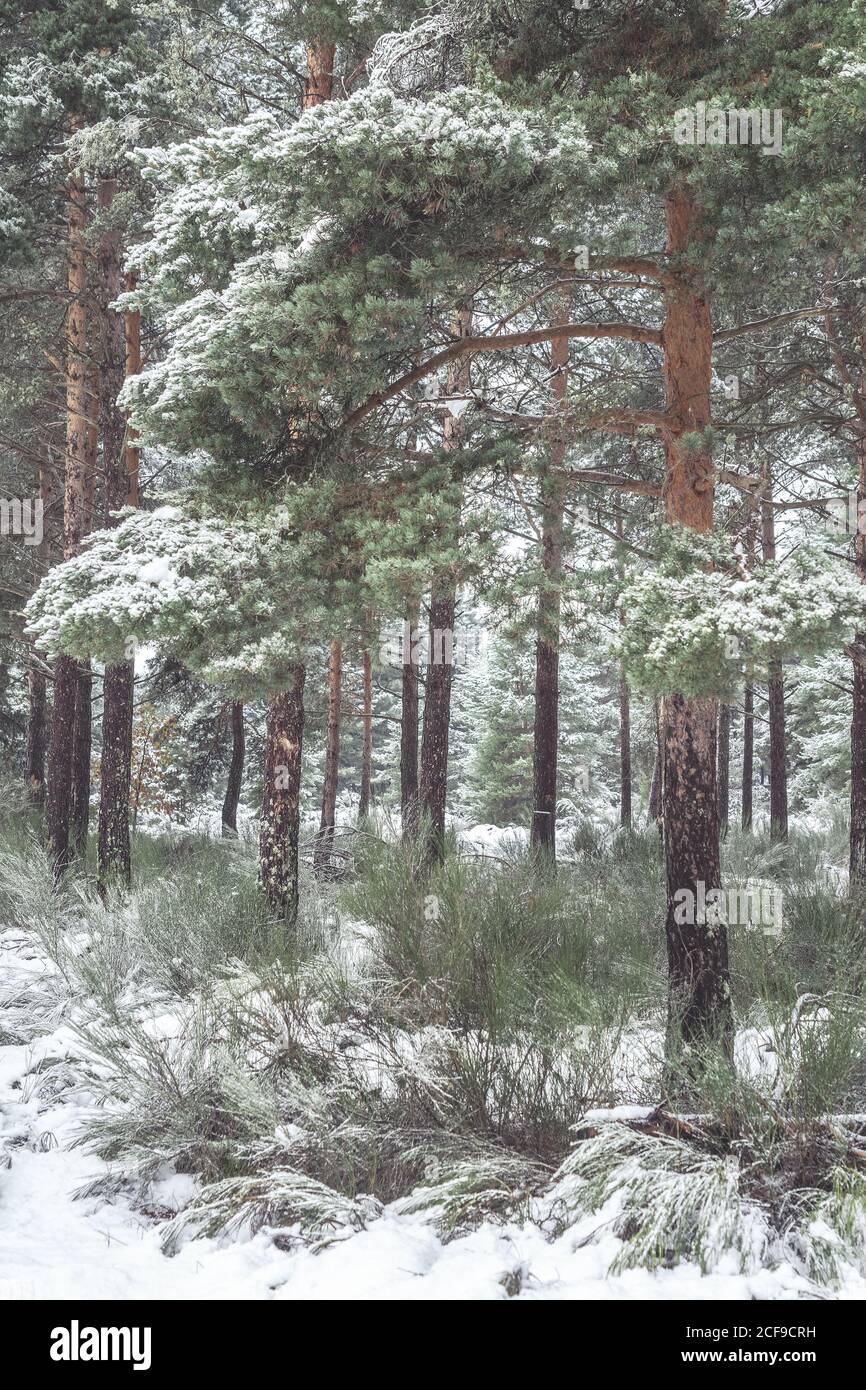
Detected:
[
  {"left": 162, "top": 1169, "right": 380, "bottom": 1252},
  {"left": 799, "top": 1168, "right": 866, "bottom": 1284},
  {"left": 75, "top": 1004, "right": 279, "bottom": 1192},
  {"left": 0, "top": 833, "right": 81, "bottom": 959},
  {"left": 392, "top": 1151, "right": 549, "bottom": 1235},
  {"left": 554, "top": 1124, "right": 768, "bottom": 1274},
  {"left": 421, "top": 1023, "right": 622, "bottom": 1156}
]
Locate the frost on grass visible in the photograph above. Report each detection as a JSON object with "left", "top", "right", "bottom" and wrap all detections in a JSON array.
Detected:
[
  {"left": 162, "top": 1169, "right": 380, "bottom": 1252},
  {"left": 2, "top": 821, "right": 866, "bottom": 1297},
  {"left": 553, "top": 1125, "right": 767, "bottom": 1275}
]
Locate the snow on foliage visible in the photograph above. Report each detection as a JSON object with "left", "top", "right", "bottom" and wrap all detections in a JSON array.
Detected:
[{"left": 616, "top": 526, "right": 866, "bottom": 700}]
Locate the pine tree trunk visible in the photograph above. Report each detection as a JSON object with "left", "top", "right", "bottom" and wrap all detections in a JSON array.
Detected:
[
  {"left": 419, "top": 583, "right": 456, "bottom": 861},
  {"left": 98, "top": 662, "right": 134, "bottom": 889},
  {"left": 742, "top": 682, "right": 754, "bottom": 831},
  {"left": 303, "top": 40, "right": 335, "bottom": 109},
  {"left": 315, "top": 639, "right": 342, "bottom": 874},
  {"left": 850, "top": 361, "right": 866, "bottom": 885},
  {"left": 260, "top": 667, "right": 306, "bottom": 929},
  {"left": 24, "top": 658, "right": 47, "bottom": 805},
  {"left": 767, "top": 671, "right": 788, "bottom": 840},
  {"left": 660, "top": 185, "right": 732, "bottom": 1057},
  {"left": 531, "top": 304, "right": 568, "bottom": 860},
  {"left": 761, "top": 466, "right": 788, "bottom": 841},
  {"left": 70, "top": 662, "right": 92, "bottom": 855},
  {"left": 46, "top": 658, "right": 78, "bottom": 877},
  {"left": 221, "top": 702, "right": 245, "bottom": 838},
  {"left": 26, "top": 461, "right": 52, "bottom": 807},
  {"left": 84, "top": 366, "right": 98, "bottom": 527},
  {"left": 68, "top": 332, "right": 100, "bottom": 858},
  {"left": 619, "top": 669, "right": 633, "bottom": 829},
  {"left": 124, "top": 275, "right": 141, "bottom": 509},
  {"left": 401, "top": 598, "right": 420, "bottom": 836},
  {"left": 96, "top": 183, "right": 136, "bottom": 894},
  {"left": 253, "top": 42, "right": 333, "bottom": 910},
  {"left": 359, "top": 648, "right": 373, "bottom": 820},
  {"left": 662, "top": 694, "right": 729, "bottom": 1053},
  {"left": 419, "top": 310, "right": 471, "bottom": 863},
  {"left": 614, "top": 512, "right": 632, "bottom": 829},
  {"left": 46, "top": 129, "right": 88, "bottom": 879},
  {"left": 532, "top": 632, "right": 560, "bottom": 855},
  {"left": 851, "top": 662, "right": 866, "bottom": 886},
  {"left": 717, "top": 702, "right": 731, "bottom": 838},
  {"left": 648, "top": 698, "right": 663, "bottom": 825}
]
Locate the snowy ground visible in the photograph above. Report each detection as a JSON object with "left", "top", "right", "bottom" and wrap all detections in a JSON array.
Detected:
[{"left": 3, "top": 925, "right": 864, "bottom": 1301}]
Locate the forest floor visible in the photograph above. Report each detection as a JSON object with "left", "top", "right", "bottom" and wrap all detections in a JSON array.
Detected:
[{"left": 1, "top": 801, "right": 865, "bottom": 1301}]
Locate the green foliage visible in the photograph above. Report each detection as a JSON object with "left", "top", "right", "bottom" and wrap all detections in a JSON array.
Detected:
[{"left": 617, "top": 526, "right": 866, "bottom": 700}]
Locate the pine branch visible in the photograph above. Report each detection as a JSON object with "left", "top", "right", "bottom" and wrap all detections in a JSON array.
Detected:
[
  {"left": 343, "top": 321, "right": 663, "bottom": 431},
  {"left": 715, "top": 305, "right": 832, "bottom": 345}
]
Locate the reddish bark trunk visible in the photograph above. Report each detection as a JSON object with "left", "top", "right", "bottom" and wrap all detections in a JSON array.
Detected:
[
  {"left": 303, "top": 41, "right": 335, "bottom": 109},
  {"left": 660, "top": 185, "right": 732, "bottom": 1057}
]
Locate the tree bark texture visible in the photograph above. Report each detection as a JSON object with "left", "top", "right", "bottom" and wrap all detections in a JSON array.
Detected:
[
  {"left": 46, "top": 132, "right": 88, "bottom": 879},
  {"left": 717, "top": 702, "right": 731, "bottom": 838},
  {"left": 850, "top": 324, "right": 866, "bottom": 885},
  {"left": 260, "top": 668, "right": 306, "bottom": 929},
  {"left": 742, "top": 682, "right": 754, "bottom": 831},
  {"left": 359, "top": 648, "right": 373, "bottom": 820},
  {"left": 96, "top": 182, "right": 136, "bottom": 893},
  {"left": 660, "top": 185, "right": 732, "bottom": 1056},
  {"left": 221, "top": 702, "right": 245, "bottom": 837},
  {"left": 315, "top": 639, "right": 342, "bottom": 874},
  {"left": 419, "top": 309, "right": 472, "bottom": 863},
  {"left": 761, "top": 465, "right": 788, "bottom": 842},
  {"left": 531, "top": 301, "right": 568, "bottom": 859},
  {"left": 401, "top": 599, "right": 421, "bottom": 836},
  {"left": 70, "top": 662, "right": 92, "bottom": 855}
]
